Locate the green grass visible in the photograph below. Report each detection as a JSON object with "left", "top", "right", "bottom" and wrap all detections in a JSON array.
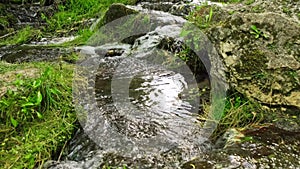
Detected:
[
  {"left": 187, "top": 3, "right": 215, "bottom": 29},
  {"left": 39, "top": 0, "right": 138, "bottom": 46},
  {"left": 0, "top": 62, "right": 77, "bottom": 169},
  {"left": 200, "top": 92, "right": 264, "bottom": 141},
  {"left": 0, "top": 1, "right": 142, "bottom": 168},
  {"left": 5, "top": 0, "right": 43, "bottom": 4},
  {"left": 1, "top": 0, "right": 138, "bottom": 46},
  {"left": 42, "top": 0, "right": 138, "bottom": 33},
  {"left": 0, "top": 17, "right": 9, "bottom": 28},
  {"left": 0, "top": 26, "right": 42, "bottom": 46}
]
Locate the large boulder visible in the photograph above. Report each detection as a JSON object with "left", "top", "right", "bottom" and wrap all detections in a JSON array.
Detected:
[{"left": 203, "top": 1, "right": 300, "bottom": 111}]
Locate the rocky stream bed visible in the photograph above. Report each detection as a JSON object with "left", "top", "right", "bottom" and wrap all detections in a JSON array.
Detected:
[{"left": 0, "top": 0, "right": 300, "bottom": 168}]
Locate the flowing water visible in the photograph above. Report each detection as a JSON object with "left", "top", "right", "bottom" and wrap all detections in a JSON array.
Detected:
[
  {"left": 2, "top": 1, "right": 299, "bottom": 168},
  {"left": 46, "top": 3, "right": 227, "bottom": 168}
]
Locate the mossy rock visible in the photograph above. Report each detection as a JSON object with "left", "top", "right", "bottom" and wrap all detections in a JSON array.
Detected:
[
  {"left": 99, "top": 3, "right": 139, "bottom": 27},
  {"left": 204, "top": 2, "right": 300, "bottom": 112}
]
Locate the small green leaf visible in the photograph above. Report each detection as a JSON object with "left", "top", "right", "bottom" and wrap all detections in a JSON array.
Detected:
[
  {"left": 0, "top": 100, "right": 9, "bottom": 106},
  {"left": 250, "top": 25, "right": 257, "bottom": 31},
  {"left": 50, "top": 88, "right": 62, "bottom": 95},
  {"left": 32, "top": 79, "right": 42, "bottom": 88},
  {"left": 35, "top": 91, "right": 43, "bottom": 105},
  {"left": 22, "top": 102, "right": 35, "bottom": 107},
  {"left": 242, "top": 136, "right": 253, "bottom": 142},
  {"left": 21, "top": 108, "right": 28, "bottom": 113},
  {"left": 7, "top": 89, "right": 14, "bottom": 96},
  {"left": 14, "top": 79, "right": 24, "bottom": 86},
  {"left": 209, "top": 7, "right": 213, "bottom": 22},
  {"left": 262, "top": 33, "right": 269, "bottom": 39},
  {"left": 205, "top": 15, "right": 209, "bottom": 23},
  {"left": 228, "top": 10, "right": 235, "bottom": 15},
  {"left": 25, "top": 153, "right": 32, "bottom": 159},
  {"left": 36, "top": 112, "right": 43, "bottom": 119},
  {"left": 10, "top": 117, "right": 18, "bottom": 127}
]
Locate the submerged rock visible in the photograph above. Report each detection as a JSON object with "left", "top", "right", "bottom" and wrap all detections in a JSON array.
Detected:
[{"left": 183, "top": 126, "right": 300, "bottom": 168}]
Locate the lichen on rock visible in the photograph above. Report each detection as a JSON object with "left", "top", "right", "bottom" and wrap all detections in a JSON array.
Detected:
[{"left": 203, "top": 1, "right": 300, "bottom": 112}]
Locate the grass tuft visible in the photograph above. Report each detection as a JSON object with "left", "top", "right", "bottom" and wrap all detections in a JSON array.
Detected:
[
  {"left": 0, "top": 26, "right": 42, "bottom": 46},
  {"left": 200, "top": 92, "right": 264, "bottom": 141},
  {"left": 0, "top": 62, "right": 76, "bottom": 169}
]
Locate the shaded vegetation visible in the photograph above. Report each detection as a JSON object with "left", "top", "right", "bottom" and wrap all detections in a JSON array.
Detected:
[
  {"left": 0, "top": 0, "right": 138, "bottom": 46},
  {"left": 198, "top": 91, "right": 265, "bottom": 141},
  {"left": 40, "top": 0, "right": 138, "bottom": 43},
  {"left": 187, "top": 3, "right": 215, "bottom": 29}
]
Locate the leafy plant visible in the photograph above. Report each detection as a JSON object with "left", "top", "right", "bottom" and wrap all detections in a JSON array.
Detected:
[
  {"left": 187, "top": 4, "right": 215, "bottom": 29},
  {"left": 175, "top": 46, "right": 191, "bottom": 62},
  {"left": 0, "top": 62, "right": 76, "bottom": 168},
  {"left": 250, "top": 25, "right": 269, "bottom": 39},
  {"left": 0, "top": 67, "right": 60, "bottom": 127},
  {"left": 206, "top": 7, "right": 214, "bottom": 23}
]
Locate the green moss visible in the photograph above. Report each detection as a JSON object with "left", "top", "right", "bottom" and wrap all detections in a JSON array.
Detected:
[
  {"left": 251, "top": 5, "right": 264, "bottom": 13},
  {"left": 0, "top": 3, "right": 18, "bottom": 36},
  {"left": 245, "top": 0, "right": 255, "bottom": 5},
  {"left": 235, "top": 50, "right": 268, "bottom": 76},
  {"left": 282, "top": 6, "right": 292, "bottom": 15},
  {"left": 266, "top": 43, "right": 277, "bottom": 50},
  {"left": 283, "top": 69, "right": 300, "bottom": 87}
]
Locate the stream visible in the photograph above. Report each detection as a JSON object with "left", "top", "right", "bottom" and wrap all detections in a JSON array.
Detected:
[
  {"left": 1, "top": 0, "right": 299, "bottom": 168},
  {"left": 41, "top": 1, "right": 227, "bottom": 168},
  {"left": 63, "top": 4, "right": 225, "bottom": 168}
]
